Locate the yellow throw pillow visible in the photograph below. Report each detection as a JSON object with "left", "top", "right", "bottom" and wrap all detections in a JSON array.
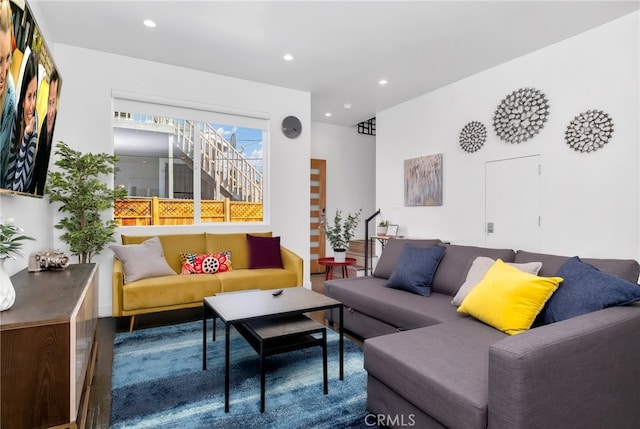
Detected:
[{"left": 457, "top": 259, "right": 562, "bottom": 335}]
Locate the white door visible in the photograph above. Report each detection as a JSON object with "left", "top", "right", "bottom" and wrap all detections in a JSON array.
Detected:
[{"left": 485, "top": 155, "right": 541, "bottom": 251}]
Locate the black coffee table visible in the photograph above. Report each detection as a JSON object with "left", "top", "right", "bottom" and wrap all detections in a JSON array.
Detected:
[{"left": 202, "top": 287, "right": 344, "bottom": 412}]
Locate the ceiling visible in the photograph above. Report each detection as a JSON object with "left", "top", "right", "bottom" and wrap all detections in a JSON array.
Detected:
[{"left": 31, "top": 1, "right": 639, "bottom": 127}]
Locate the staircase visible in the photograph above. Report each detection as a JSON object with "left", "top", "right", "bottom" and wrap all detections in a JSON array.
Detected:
[
  {"left": 346, "top": 239, "right": 377, "bottom": 277},
  {"left": 173, "top": 120, "right": 262, "bottom": 202}
]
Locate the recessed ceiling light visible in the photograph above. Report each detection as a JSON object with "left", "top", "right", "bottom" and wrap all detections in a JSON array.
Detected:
[
  {"left": 379, "top": 79, "right": 388, "bottom": 86},
  {"left": 283, "top": 54, "right": 294, "bottom": 61},
  {"left": 343, "top": 103, "right": 352, "bottom": 109},
  {"left": 325, "top": 113, "right": 332, "bottom": 117},
  {"left": 143, "top": 19, "right": 156, "bottom": 28}
]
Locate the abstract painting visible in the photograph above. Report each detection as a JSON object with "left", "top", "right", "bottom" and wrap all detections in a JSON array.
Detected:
[{"left": 404, "top": 153, "right": 443, "bottom": 206}]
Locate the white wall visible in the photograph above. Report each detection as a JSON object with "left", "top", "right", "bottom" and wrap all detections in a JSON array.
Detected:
[
  {"left": 376, "top": 12, "right": 639, "bottom": 260},
  {"left": 310, "top": 121, "right": 376, "bottom": 254},
  {"left": 2, "top": 43, "right": 312, "bottom": 317}
]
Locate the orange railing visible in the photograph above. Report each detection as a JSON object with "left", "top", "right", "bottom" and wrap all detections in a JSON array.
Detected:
[{"left": 114, "top": 197, "right": 263, "bottom": 226}]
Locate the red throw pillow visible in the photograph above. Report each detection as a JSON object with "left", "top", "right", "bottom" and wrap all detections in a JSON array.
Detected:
[
  {"left": 247, "top": 234, "right": 284, "bottom": 269},
  {"left": 180, "top": 252, "right": 232, "bottom": 274}
]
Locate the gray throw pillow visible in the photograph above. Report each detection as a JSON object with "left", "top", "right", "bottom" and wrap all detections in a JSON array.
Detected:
[
  {"left": 451, "top": 256, "right": 542, "bottom": 306},
  {"left": 110, "top": 236, "right": 176, "bottom": 284}
]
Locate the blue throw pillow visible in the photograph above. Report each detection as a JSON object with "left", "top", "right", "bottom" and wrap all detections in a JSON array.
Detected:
[
  {"left": 385, "top": 244, "right": 445, "bottom": 296},
  {"left": 540, "top": 256, "right": 640, "bottom": 324}
]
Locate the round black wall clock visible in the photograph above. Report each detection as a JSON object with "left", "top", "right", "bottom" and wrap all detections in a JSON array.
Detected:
[{"left": 282, "top": 116, "right": 302, "bottom": 139}]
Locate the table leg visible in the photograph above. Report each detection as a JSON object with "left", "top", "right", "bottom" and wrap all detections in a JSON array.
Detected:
[
  {"left": 339, "top": 304, "right": 344, "bottom": 380},
  {"left": 202, "top": 305, "right": 207, "bottom": 371},
  {"left": 322, "top": 328, "right": 328, "bottom": 394},
  {"left": 324, "top": 266, "right": 330, "bottom": 281},
  {"left": 343, "top": 266, "right": 349, "bottom": 278},
  {"left": 260, "top": 342, "right": 266, "bottom": 413},
  {"left": 225, "top": 322, "right": 231, "bottom": 412}
]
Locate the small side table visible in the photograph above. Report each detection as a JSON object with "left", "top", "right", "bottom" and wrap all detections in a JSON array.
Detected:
[{"left": 318, "top": 257, "right": 357, "bottom": 280}]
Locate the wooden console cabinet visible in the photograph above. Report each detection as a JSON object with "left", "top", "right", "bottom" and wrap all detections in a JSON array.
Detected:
[{"left": 1, "top": 264, "right": 98, "bottom": 429}]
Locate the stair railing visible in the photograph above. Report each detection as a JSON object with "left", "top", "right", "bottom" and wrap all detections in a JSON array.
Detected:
[
  {"left": 364, "top": 209, "right": 381, "bottom": 276},
  {"left": 174, "top": 120, "right": 263, "bottom": 202}
]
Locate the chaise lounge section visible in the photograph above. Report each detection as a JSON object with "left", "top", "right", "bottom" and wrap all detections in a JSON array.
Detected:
[{"left": 324, "top": 238, "right": 640, "bottom": 429}]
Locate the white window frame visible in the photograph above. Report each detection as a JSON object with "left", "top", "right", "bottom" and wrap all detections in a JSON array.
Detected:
[{"left": 111, "top": 91, "right": 270, "bottom": 225}]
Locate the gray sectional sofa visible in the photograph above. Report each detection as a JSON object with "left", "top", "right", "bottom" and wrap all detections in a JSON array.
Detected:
[{"left": 324, "top": 238, "right": 640, "bottom": 429}]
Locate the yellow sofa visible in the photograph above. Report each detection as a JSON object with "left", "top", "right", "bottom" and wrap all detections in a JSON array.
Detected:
[{"left": 112, "top": 232, "right": 303, "bottom": 331}]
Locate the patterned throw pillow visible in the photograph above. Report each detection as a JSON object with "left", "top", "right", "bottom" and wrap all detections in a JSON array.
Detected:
[{"left": 180, "top": 252, "right": 232, "bottom": 274}]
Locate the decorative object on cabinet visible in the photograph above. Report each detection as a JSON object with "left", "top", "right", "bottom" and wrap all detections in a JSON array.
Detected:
[
  {"left": 0, "top": 259, "right": 15, "bottom": 312},
  {"left": 0, "top": 219, "right": 34, "bottom": 311},
  {"left": 493, "top": 87, "right": 549, "bottom": 144},
  {"left": 46, "top": 142, "right": 127, "bottom": 263},
  {"left": 404, "top": 154, "right": 443, "bottom": 206},
  {"left": 565, "top": 110, "right": 613, "bottom": 153},
  {"left": 459, "top": 121, "right": 487, "bottom": 153},
  {"left": 28, "top": 249, "right": 71, "bottom": 272}
]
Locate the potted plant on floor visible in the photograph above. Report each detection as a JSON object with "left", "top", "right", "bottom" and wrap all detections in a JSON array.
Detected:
[
  {"left": 46, "top": 142, "right": 127, "bottom": 264},
  {"left": 322, "top": 209, "right": 362, "bottom": 263}
]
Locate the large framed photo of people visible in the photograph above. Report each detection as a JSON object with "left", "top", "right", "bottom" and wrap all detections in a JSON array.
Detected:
[{"left": 0, "top": 0, "right": 62, "bottom": 197}]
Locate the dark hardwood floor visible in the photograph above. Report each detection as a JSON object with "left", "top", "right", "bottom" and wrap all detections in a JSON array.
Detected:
[{"left": 86, "top": 273, "right": 352, "bottom": 428}]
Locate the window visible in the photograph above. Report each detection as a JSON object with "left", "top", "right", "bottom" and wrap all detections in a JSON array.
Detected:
[{"left": 112, "top": 101, "right": 266, "bottom": 226}]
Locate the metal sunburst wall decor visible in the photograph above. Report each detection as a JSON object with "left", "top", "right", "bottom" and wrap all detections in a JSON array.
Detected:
[
  {"left": 459, "top": 121, "right": 487, "bottom": 153},
  {"left": 565, "top": 110, "right": 614, "bottom": 153},
  {"left": 493, "top": 87, "right": 550, "bottom": 144}
]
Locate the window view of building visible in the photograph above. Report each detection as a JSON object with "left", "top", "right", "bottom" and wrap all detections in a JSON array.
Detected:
[{"left": 113, "top": 112, "right": 264, "bottom": 225}]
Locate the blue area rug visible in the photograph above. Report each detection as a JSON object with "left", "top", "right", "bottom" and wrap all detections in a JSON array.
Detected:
[{"left": 111, "top": 319, "right": 373, "bottom": 428}]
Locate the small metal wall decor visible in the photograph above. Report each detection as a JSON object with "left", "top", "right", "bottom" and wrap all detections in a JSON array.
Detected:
[
  {"left": 493, "top": 87, "right": 550, "bottom": 144},
  {"left": 459, "top": 121, "right": 487, "bottom": 153},
  {"left": 565, "top": 110, "right": 613, "bottom": 153}
]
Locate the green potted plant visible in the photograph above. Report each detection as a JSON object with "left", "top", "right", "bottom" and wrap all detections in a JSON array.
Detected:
[
  {"left": 0, "top": 219, "right": 34, "bottom": 311},
  {"left": 46, "top": 142, "right": 127, "bottom": 264},
  {"left": 323, "top": 209, "right": 362, "bottom": 262},
  {"left": 377, "top": 219, "right": 389, "bottom": 236}
]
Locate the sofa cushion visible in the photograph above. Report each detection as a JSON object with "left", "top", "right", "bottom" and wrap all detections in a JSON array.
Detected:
[
  {"left": 121, "top": 233, "right": 207, "bottom": 273},
  {"left": 385, "top": 244, "right": 445, "bottom": 296},
  {"left": 122, "top": 273, "right": 222, "bottom": 311},
  {"left": 458, "top": 259, "right": 562, "bottom": 335},
  {"left": 364, "top": 318, "right": 507, "bottom": 429},
  {"left": 324, "top": 277, "right": 466, "bottom": 331},
  {"left": 110, "top": 236, "right": 177, "bottom": 284},
  {"left": 451, "top": 256, "right": 542, "bottom": 306},
  {"left": 432, "top": 244, "right": 516, "bottom": 296},
  {"left": 180, "top": 252, "right": 232, "bottom": 274},
  {"left": 216, "top": 269, "right": 298, "bottom": 293},
  {"left": 246, "top": 234, "right": 284, "bottom": 269},
  {"left": 539, "top": 256, "right": 640, "bottom": 324},
  {"left": 205, "top": 232, "right": 272, "bottom": 270},
  {"left": 373, "top": 238, "right": 442, "bottom": 279},
  {"left": 514, "top": 250, "right": 640, "bottom": 282}
]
